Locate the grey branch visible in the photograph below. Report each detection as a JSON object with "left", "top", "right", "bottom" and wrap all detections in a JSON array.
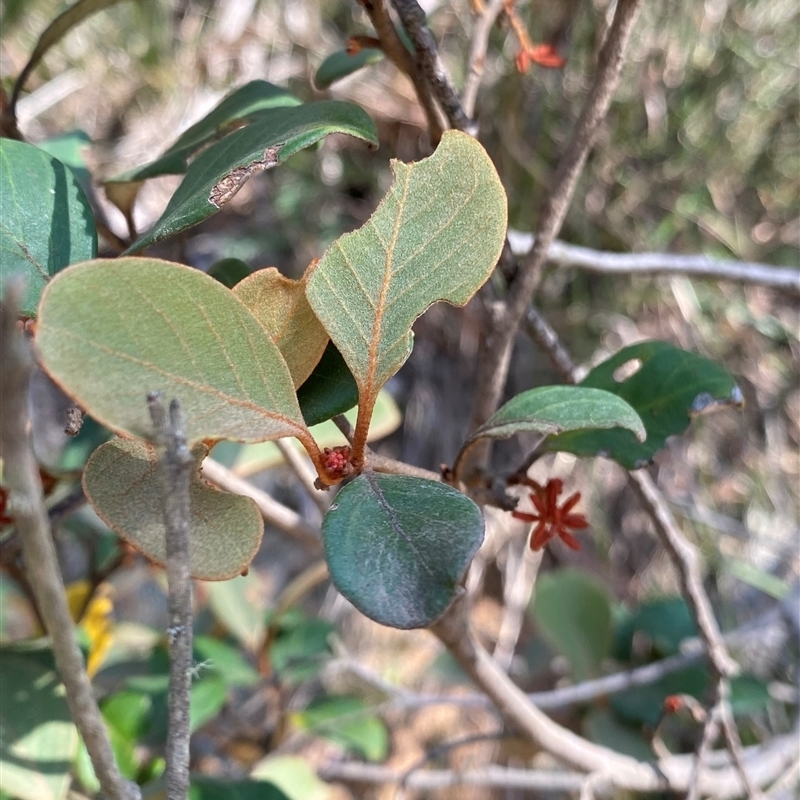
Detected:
[
  {"left": 147, "top": 394, "right": 193, "bottom": 800},
  {"left": 507, "top": 231, "right": 800, "bottom": 293},
  {"left": 461, "top": 0, "right": 506, "bottom": 119},
  {"left": 467, "top": 0, "right": 644, "bottom": 465},
  {"left": 389, "top": 0, "right": 475, "bottom": 134},
  {"left": 0, "top": 284, "right": 140, "bottom": 800}
]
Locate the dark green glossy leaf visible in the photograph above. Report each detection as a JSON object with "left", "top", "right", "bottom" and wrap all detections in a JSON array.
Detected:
[
  {"left": 107, "top": 81, "right": 301, "bottom": 184},
  {"left": 0, "top": 643, "right": 78, "bottom": 800},
  {"left": 296, "top": 341, "right": 359, "bottom": 426},
  {"left": 314, "top": 49, "right": 385, "bottom": 90},
  {"left": 127, "top": 101, "right": 378, "bottom": 252},
  {"left": 36, "top": 129, "right": 93, "bottom": 199},
  {"left": 322, "top": 473, "right": 484, "bottom": 629},
  {"left": 188, "top": 776, "right": 290, "bottom": 800},
  {"left": 612, "top": 664, "right": 708, "bottom": 726},
  {"left": 0, "top": 138, "right": 96, "bottom": 317},
  {"left": 612, "top": 597, "right": 696, "bottom": 661},
  {"left": 530, "top": 569, "right": 612, "bottom": 681},
  {"left": 543, "top": 341, "right": 742, "bottom": 469},
  {"left": 293, "top": 695, "right": 388, "bottom": 762},
  {"left": 469, "top": 385, "right": 645, "bottom": 443},
  {"left": 206, "top": 257, "right": 252, "bottom": 288}
]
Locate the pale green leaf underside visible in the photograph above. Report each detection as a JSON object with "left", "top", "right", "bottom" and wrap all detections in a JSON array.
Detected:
[
  {"left": 36, "top": 258, "right": 305, "bottom": 444},
  {"left": 305, "top": 130, "right": 507, "bottom": 400},
  {"left": 83, "top": 439, "right": 263, "bottom": 580},
  {"left": 471, "top": 385, "right": 646, "bottom": 443}
]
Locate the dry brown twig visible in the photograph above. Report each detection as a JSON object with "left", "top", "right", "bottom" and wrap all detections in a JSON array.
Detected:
[
  {"left": 0, "top": 283, "right": 141, "bottom": 800},
  {"left": 461, "top": 0, "right": 506, "bottom": 118}
]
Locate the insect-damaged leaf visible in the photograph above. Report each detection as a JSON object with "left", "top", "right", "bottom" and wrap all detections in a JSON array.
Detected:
[
  {"left": 322, "top": 473, "right": 484, "bottom": 629},
  {"left": 126, "top": 101, "right": 378, "bottom": 252},
  {"left": 233, "top": 267, "right": 328, "bottom": 387},
  {"left": 36, "top": 257, "right": 308, "bottom": 445},
  {"left": 0, "top": 138, "right": 96, "bottom": 317},
  {"left": 543, "top": 341, "right": 743, "bottom": 469},
  {"left": 83, "top": 439, "right": 263, "bottom": 580},
  {"left": 305, "top": 131, "right": 507, "bottom": 465}
]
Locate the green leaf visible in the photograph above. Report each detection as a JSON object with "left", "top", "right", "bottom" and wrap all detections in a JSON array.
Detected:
[
  {"left": 101, "top": 690, "right": 151, "bottom": 741},
  {"left": 193, "top": 636, "right": 260, "bottom": 688},
  {"left": 0, "top": 138, "right": 97, "bottom": 317},
  {"left": 205, "top": 572, "right": 266, "bottom": 651},
  {"left": 37, "top": 257, "right": 308, "bottom": 444},
  {"left": 322, "top": 473, "right": 484, "bottom": 629},
  {"left": 314, "top": 49, "right": 385, "bottom": 90},
  {"left": 188, "top": 776, "right": 291, "bottom": 800},
  {"left": 107, "top": 80, "right": 301, "bottom": 184},
  {"left": 190, "top": 675, "right": 227, "bottom": 733},
  {"left": 207, "top": 257, "right": 252, "bottom": 289},
  {"left": 127, "top": 101, "right": 378, "bottom": 252},
  {"left": 297, "top": 341, "right": 359, "bottom": 427},
  {"left": 468, "top": 385, "right": 645, "bottom": 443},
  {"left": 612, "top": 665, "right": 708, "bottom": 726},
  {"left": 583, "top": 708, "right": 654, "bottom": 760},
  {"left": 306, "top": 131, "right": 507, "bottom": 461},
  {"left": 730, "top": 674, "right": 771, "bottom": 717},
  {"left": 543, "top": 341, "right": 743, "bottom": 469},
  {"left": 35, "top": 129, "right": 93, "bottom": 199},
  {"left": 269, "top": 613, "right": 335, "bottom": 685},
  {"left": 83, "top": 439, "right": 263, "bottom": 580},
  {"left": 530, "top": 569, "right": 612, "bottom": 681},
  {"left": 0, "top": 644, "right": 79, "bottom": 800},
  {"left": 250, "top": 756, "right": 332, "bottom": 800},
  {"left": 292, "top": 695, "right": 388, "bottom": 762},
  {"left": 612, "top": 597, "right": 696, "bottom": 661}
]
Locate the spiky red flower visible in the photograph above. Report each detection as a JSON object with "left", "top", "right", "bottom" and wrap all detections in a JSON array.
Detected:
[{"left": 511, "top": 477, "right": 588, "bottom": 551}]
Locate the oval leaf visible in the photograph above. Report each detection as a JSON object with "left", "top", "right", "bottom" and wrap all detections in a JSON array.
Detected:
[
  {"left": 207, "top": 257, "right": 252, "bottom": 288},
  {"left": 36, "top": 257, "right": 307, "bottom": 444},
  {"left": 305, "top": 131, "right": 507, "bottom": 459},
  {"left": 296, "top": 341, "right": 359, "bottom": 427},
  {"left": 106, "top": 80, "right": 301, "bottom": 184},
  {"left": 0, "top": 138, "right": 97, "bottom": 317},
  {"left": 322, "top": 473, "right": 484, "bottom": 629},
  {"left": 83, "top": 438, "right": 263, "bottom": 580},
  {"left": 314, "top": 49, "right": 385, "bottom": 90},
  {"left": 126, "top": 101, "right": 378, "bottom": 252},
  {"left": 470, "top": 385, "right": 645, "bottom": 443},
  {"left": 543, "top": 341, "right": 743, "bottom": 469},
  {"left": 234, "top": 267, "right": 328, "bottom": 387}
]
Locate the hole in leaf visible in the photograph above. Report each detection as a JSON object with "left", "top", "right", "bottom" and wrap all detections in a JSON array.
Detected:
[{"left": 612, "top": 358, "right": 642, "bottom": 383}]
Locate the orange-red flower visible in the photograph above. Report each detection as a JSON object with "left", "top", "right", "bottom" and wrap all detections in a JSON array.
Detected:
[
  {"left": 511, "top": 477, "right": 588, "bottom": 551},
  {"left": 515, "top": 43, "right": 566, "bottom": 73}
]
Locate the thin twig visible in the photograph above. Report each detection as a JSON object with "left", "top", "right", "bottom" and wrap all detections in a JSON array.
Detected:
[
  {"left": 687, "top": 700, "right": 723, "bottom": 800},
  {"left": 467, "top": 0, "right": 643, "bottom": 472},
  {"left": 492, "top": 543, "right": 542, "bottom": 671},
  {"left": 390, "top": 0, "right": 476, "bottom": 134},
  {"left": 275, "top": 439, "right": 329, "bottom": 514},
  {"left": 331, "top": 414, "right": 441, "bottom": 481},
  {"left": 506, "top": 232, "right": 800, "bottom": 293},
  {"left": 361, "top": 0, "right": 444, "bottom": 142},
  {"left": 0, "top": 284, "right": 140, "bottom": 800},
  {"left": 430, "top": 595, "right": 798, "bottom": 795},
  {"left": 201, "top": 458, "right": 321, "bottom": 550},
  {"left": 461, "top": 0, "right": 505, "bottom": 118},
  {"left": 147, "top": 394, "right": 193, "bottom": 800}
]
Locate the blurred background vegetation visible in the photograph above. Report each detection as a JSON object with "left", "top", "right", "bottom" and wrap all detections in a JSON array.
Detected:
[{"left": 1, "top": 0, "right": 798, "bottom": 797}]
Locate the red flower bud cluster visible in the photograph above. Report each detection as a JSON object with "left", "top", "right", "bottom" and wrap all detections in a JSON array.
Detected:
[{"left": 322, "top": 445, "right": 351, "bottom": 476}]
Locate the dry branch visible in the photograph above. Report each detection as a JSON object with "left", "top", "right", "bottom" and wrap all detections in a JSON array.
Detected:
[{"left": 0, "top": 284, "right": 140, "bottom": 800}]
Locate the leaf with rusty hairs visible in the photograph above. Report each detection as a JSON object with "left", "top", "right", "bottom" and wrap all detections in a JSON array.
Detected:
[
  {"left": 233, "top": 267, "right": 328, "bottom": 387},
  {"left": 305, "top": 131, "right": 507, "bottom": 465},
  {"left": 83, "top": 439, "right": 262, "bottom": 580}
]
